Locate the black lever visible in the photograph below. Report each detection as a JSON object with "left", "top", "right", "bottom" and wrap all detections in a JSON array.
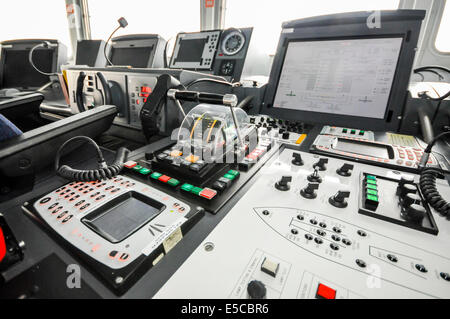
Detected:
[
  {"left": 337, "top": 163, "right": 354, "bottom": 177},
  {"left": 292, "top": 153, "right": 304, "bottom": 166},
  {"left": 300, "top": 183, "right": 319, "bottom": 199},
  {"left": 275, "top": 176, "right": 292, "bottom": 191},
  {"left": 329, "top": 191, "right": 350, "bottom": 208},
  {"left": 314, "top": 158, "right": 328, "bottom": 171}
]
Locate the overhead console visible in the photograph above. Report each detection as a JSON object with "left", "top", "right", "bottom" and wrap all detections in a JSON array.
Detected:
[{"left": 169, "top": 28, "right": 253, "bottom": 81}]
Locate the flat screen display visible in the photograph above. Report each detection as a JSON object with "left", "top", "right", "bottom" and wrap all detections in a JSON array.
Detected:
[
  {"left": 333, "top": 139, "right": 391, "bottom": 160},
  {"left": 273, "top": 37, "right": 403, "bottom": 119},
  {"left": 82, "top": 192, "right": 164, "bottom": 243},
  {"left": 2, "top": 49, "right": 53, "bottom": 89},
  {"left": 110, "top": 46, "right": 153, "bottom": 68},
  {"left": 174, "top": 38, "right": 207, "bottom": 63}
]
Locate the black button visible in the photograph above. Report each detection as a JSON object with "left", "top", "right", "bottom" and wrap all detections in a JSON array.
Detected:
[
  {"left": 330, "top": 243, "right": 339, "bottom": 251},
  {"left": 62, "top": 215, "right": 73, "bottom": 224},
  {"left": 415, "top": 264, "right": 427, "bottom": 273},
  {"left": 310, "top": 219, "right": 318, "bottom": 225},
  {"left": 440, "top": 272, "right": 450, "bottom": 282},
  {"left": 96, "top": 195, "right": 106, "bottom": 201},
  {"left": 212, "top": 180, "right": 227, "bottom": 192},
  {"left": 314, "top": 237, "right": 323, "bottom": 244},
  {"left": 342, "top": 238, "right": 352, "bottom": 246},
  {"left": 52, "top": 207, "right": 63, "bottom": 215},
  {"left": 80, "top": 203, "right": 90, "bottom": 211},
  {"left": 356, "top": 259, "right": 366, "bottom": 268},
  {"left": 57, "top": 211, "right": 68, "bottom": 219},
  {"left": 333, "top": 227, "right": 342, "bottom": 233},
  {"left": 331, "top": 235, "right": 341, "bottom": 242},
  {"left": 75, "top": 200, "right": 85, "bottom": 207},
  {"left": 120, "top": 253, "right": 129, "bottom": 261},
  {"left": 48, "top": 203, "right": 59, "bottom": 210},
  {"left": 90, "top": 192, "right": 101, "bottom": 198},
  {"left": 305, "top": 234, "right": 313, "bottom": 241},
  {"left": 262, "top": 210, "right": 269, "bottom": 216},
  {"left": 297, "top": 215, "right": 304, "bottom": 221},
  {"left": 109, "top": 251, "right": 118, "bottom": 258},
  {"left": 387, "top": 254, "right": 398, "bottom": 263},
  {"left": 319, "top": 222, "right": 327, "bottom": 228},
  {"left": 40, "top": 197, "right": 51, "bottom": 204},
  {"left": 316, "top": 229, "right": 326, "bottom": 237},
  {"left": 357, "top": 230, "right": 367, "bottom": 237},
  {"left": 291, "top": 229, "right": 299, "bottom": 235}
]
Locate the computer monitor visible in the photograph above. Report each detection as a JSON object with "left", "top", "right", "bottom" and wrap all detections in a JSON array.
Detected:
[
  {"left": 75, "top": 40, "right": 107, "bottom": 67},
  {"left": 0, "top": 39, "right": 67, "bottom": 90},
  {"left": 108, "top": 34, "right": 166, "bottom": 68},
  {"left": 170, "top": 30, "right": 221, "bottom": 70},
  {"left": 262, "top": 10, "right": 426, "bottom": 132}
]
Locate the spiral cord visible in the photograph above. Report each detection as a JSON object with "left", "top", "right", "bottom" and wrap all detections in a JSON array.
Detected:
[{"left": 419, "top": 168, "right": 450, "bottom": 218}]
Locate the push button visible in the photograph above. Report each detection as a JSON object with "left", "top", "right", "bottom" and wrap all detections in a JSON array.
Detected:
[
  {"left": 316, "top": 284, "right": 336, "bottom": 299},
  {"left": 199, "top": 188, "right": 217, "bottom": 200},
  {"left": 260, "top": 257, "right": 279, "bottom": 278}
]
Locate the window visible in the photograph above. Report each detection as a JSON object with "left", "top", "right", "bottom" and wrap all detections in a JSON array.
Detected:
[
  {"left": 0, "top": 0, "right": 70, "bottom": 54},
  {"left": 224, "top": 0, "right": 400, "bottom": 77},
  {"left": 88, "top": 0, "right": 200, "bottom": 45},
  {"left": 435, "top": 0, "right": 450, "bottom": 52}
]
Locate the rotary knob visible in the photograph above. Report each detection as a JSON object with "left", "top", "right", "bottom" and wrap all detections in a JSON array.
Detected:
[
  {"left": 336, "top": 163, "right": 354, "bottom": 177},
  {"left": 329, "top": 191, "right": 350, "bottom": 208},
  {"left": 247, "top": 280, "right": 267, "bottom": 299},
  {"left": 300, "top": 183, "right": 319, "bottom": 199}
]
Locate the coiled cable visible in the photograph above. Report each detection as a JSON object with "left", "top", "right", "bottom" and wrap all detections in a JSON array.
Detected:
[
  {"left": 55, "top": 136, "right": 129, "bottom": 182},
  {"left": 420, "top": 168, "right": 450, "bottom": 218}
]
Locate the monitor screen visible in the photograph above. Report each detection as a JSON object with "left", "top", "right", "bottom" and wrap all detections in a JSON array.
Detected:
[
  {"left": 110, "top": 46, "right": 153, "bottom": 68},
  {"left": 2, "top": 48, "right": 53, "bottom": 89},
  {"left": 272, "top": 37, "right": 403, "bottom": 119},
  {"left": 174, "top": 38, "right": 207, "bottom": 63}
]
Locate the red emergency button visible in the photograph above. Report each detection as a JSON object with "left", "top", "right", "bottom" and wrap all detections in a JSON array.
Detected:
[
  {"left": 0, "top": 227, "right": 6, "bottom": 262},
  {"left": 199, "top": 188, "right": 217, "bottom": 200},
  {"left": 316, "top": 283, "right": 336, "bottom": 299},
  {"left": 158, "top": 175, "right": 171, "bottom": 183},
  {"left": 124, "top": 161, "right": 137, "bottom": 169}
]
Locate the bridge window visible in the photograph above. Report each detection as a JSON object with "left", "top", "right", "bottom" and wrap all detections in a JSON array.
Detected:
[{"left": 435, "top": 0, "right": 450, "bottom": 52}]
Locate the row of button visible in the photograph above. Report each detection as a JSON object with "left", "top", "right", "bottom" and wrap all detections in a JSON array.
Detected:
[{"left": 363, "top": 174, "right": 379, "bottom": 211}]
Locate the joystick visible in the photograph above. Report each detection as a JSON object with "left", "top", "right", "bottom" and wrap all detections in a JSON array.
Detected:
[
  {"left": 337, "top": 163, "right": 354, "bottom": 177},
  {"left": 275, "top": 176, "right": 292, "bottom": 191},
  {"left": 329, "top": 191, "right": 350, "bottom": 208},
  {"left": 307, "top": 168, "right": 322, "bottom": 183},
  {"left": 314, "top": 158, "right": 328, "bottom": 171},
  {"left": 292, "top": 153, "right": 304, "bottom": 166},
  {"left": 300, "top": 183, "right": 319, "bottom": 199}
]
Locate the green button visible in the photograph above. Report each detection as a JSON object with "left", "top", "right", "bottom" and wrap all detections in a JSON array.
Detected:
[
  {"left": 366, "top": 179, "right": 377, "bottom": 185},
  {"left": 191, "top": 187, "right": 203, "bottom": 195},
  {"left": 366, "top": 175, "right": 377, "bottom": 181},
  {"left": 227, "top": 170, "right": 240, "bottom": 177},
  {"left": 367, "top": 184, "right": 377, "bottom": 190},
  {"left": 351, "top": 130, "right": 356, "bottom": 134},
  {"left": 151, "top": 172, "right": 163, "bottom": 179},
  {"left": 168, "top": 178, "right": 180, "bottom": 187},
  {"left": 224, "top": 174, "right": 236, "bottom": 180},
  {"left": 181, "top": 184, "right": 194, "bottom": 192},
  {"left": 367, "top": 194, "right": 378, "bottom": 202},
  {"left": 133, "top": 165, "right": 143, "bottom": 171},
  {"left": 360, "top": 131, "right": 365, "bottom": 135},
  {"left": 139, "top": 168, "right": 151, "bottom": 175},
  {"left": 367, "top": 189, "right": 378, "bottom": 196}
]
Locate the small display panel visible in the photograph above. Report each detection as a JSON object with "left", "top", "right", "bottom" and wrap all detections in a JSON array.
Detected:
[
  {"left": 175, "top": 38, "right": 207, "bottom": 63},
  {"left": 333, "top": 139, "right": 391, "bottom": 160},
  {"left": 2, "top": 49, "right": 53, "bottom": 89},
  {"left": 82, "top": 192, "right": 165, "bottom": 243},
  {"left": 273, "top": 37, "right": 403, "bottom": 119},
  {"left": 110, "top": 46, "right": 153, "bottom": 68}
]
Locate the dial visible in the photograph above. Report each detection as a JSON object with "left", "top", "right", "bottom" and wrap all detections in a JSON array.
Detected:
[{"left": 221, "top": 29, "right": 245, "bottom": 56}]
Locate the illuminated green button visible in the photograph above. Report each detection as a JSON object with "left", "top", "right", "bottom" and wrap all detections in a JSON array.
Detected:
[
  {"left": 227, "top": 170, "right": 240, "bottom": 177},
  {"left": 181, "top": 184, "right": 194, "bottom": 192},
  {"left": 367, "top": 184, "right": 377, "bottom": 190},
  {"left": 150, "top": 172, "right": 163, "bottom": 179},
  {"left": 191, "top": 187, "right": 203, "bottom": 195},
  {"left": 224, "top": 174, "right": 236, "bottom": 181},
  {"left": 366, "top": 175, "right": 377, "bottom": 181},
  {"left": 167, "top": 178, "right": 180, "bottom": 187},
  {"left": 366, "top": 194, "right": 378, "bottom": 202},
  {"left": 366, "top": 189, "right": 378, "bottom": 196},
  {"left": 139, "top": 168, "right": 151, "bottom": 175},
  {"left": 133, "top": 165, "right": 143, "bottom": 171},
  {"left": 366, "top": 179, "right": 377, "bottom": 185}
]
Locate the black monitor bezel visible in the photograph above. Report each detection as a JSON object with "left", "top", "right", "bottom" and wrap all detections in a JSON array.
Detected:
[{"left": 261, "top": 10, "right": 425, "bottom": 132}]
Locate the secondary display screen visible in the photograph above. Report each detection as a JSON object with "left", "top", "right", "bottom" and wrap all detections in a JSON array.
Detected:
[
  {"left": 273, "top": 37, "right": 403, "bottom": 119},
  {"left": 82, "top": 192, "right": 164, "bottom": 243},
  {"left": 175, "top": 38, "right": 207, "bottom": 63},
  {"left": 2, "top": 49, "right": 53, "bottom": 89},
  {"left": 333, "top": 139, "right": 391, "bottom": 160},
  {"left": 110, "top": 46, "right": 153, "bottom": 68}
]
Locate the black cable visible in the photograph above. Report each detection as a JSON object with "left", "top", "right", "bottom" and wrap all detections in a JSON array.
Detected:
[
  {"left": 55, "top": 136, "right": 129, "bottom": 182},
  {"left": 186, "top": 78, "right": 239, "bottom": 89},
  {"left": 414, "top": 69, "right": 444, "bottom": 81},
  {"left": 414, "top": 66, "right": 450, "bottom": 75},
  {"left": 28, "top": 42, "right": 58, "bottom": 77}
]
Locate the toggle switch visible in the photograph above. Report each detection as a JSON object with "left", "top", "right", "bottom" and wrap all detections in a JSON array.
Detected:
[
  {"left": 260, "top": 257, "right": 279, "bottom": 278},
  {"left": 307, "top": 168, "right": 322, "bottom": 183},
  {"left": 314, "top": 158, "right": 328, "bottom": 171},
  {"left": 329, "top": 191, "right": 350, "bottom": 208},
  {"left": 336, "top": 163, "right": 354, "bottom": 177},
  {"left": 292, "top": 153, "right": 304, "bottom": 166},
  {"left": 275, "top": 176, "right": 292, "bottom": 191},
  {"left": 301, "top": 183, "right": 319, "bottom": 199}
]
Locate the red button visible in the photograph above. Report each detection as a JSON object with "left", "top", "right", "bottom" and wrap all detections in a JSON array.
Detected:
[
  {"left": 199, "top": 188, "right": 217, "bottom": 200},
  {"left": 141, "top": 86, "right": 152, "bottom": 93},
  {"left": 124, "top": 161, "right": 137, "bottom": 168},
  {"left": 158, "top": 175, "right": 171, "bottom": 183},
  {"left": 316, "top": 283, "right": 336, "bottom": 299},
  {"left": 0, "top": 227, "right": 6, "bottom": 262}
]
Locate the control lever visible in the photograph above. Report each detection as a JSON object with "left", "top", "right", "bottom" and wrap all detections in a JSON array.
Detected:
[
  {"left": 301, "top": 183, "right": 319, "bottom": 199},
  {"left": 401, "top": 204, "right": 426, "bottom": 224},
  {"left": 337, "top": 163, "right": 354, "bottom": 177},
  {"left": 329, "top": 191, "right": 350, "bottom": 208},
  {"left": 275, "top": 176, "right": 292, "bottom": 191},
  {"left": 307, "top": 168, "right": 322, "bottom": 183},
  {"left": 314, "top": 158, "right": 328, "bottom": 171},
  {"left": 292, "top": 153, "right": 304, "bottom": 166}
]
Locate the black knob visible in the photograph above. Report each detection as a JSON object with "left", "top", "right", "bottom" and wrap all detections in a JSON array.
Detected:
[
  {"left": 275, "top": 176, "right": 292, "bottom": 191},
  {"left": 145, "top": 152, "right": 155, "bottom": 161},
  {"left": 329, "top": 191, "right": 350, "bottom": 208},
  {"left": 337, "top": 163, "right": 354, "bottom": 177},
  {"left": 282, "top": 132, "right": 290, "bottom": 140},
  {"left": 249, "top": 117, "right": 255, "bottom": 124},
  {"left": 292, "top": 153, "right": 304, "bottom": 166},
  {"left": 278, "top": 128, "right": 284, "bottom": 134},
  {"left": 396, "top": 183, "right": 417, "bottom": 199},
  {"left": 307, "top": 168, "right": 322, "bottom": 183},
  {"left": 301, "top": 183, "right": 319, "bottom": 199},
  {"left": 399, "top": 175, "right": 415, "bottom": 187},
  {"left": 401, "top": 193, "right": 421, "bottom": 208},
  {"left": 402, "top": 204, "right": 426, "bottom": 224},
  {"left": 247, "top": 280, "right": 267, "bottom": 299},
  {"left": 314, "top": 158, "right": 328, "bottom": 171}
]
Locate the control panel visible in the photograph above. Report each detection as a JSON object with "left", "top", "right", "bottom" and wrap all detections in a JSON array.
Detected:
[
  {"left": 156, "top": 148, "right": 450, "bottom": 299},
  {"left": 22, "top": 175, "right": 204, "bottom": 295},
  {"left": 320, "top": 125, "right": 375, "bottom": 141},
  {"left": 127, "top": 75, "right": 157, "bottom": 128},
  {"left": 250, "top": 115, "right": 310, "bottom": 146}
]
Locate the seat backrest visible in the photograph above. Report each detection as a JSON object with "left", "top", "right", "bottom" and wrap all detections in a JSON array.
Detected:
[
  {"left": 0, "top": 114, "right": 22, "bottom": 142},
  {"left": 0, "top": 104, "right": 117, "bottom": 178}
]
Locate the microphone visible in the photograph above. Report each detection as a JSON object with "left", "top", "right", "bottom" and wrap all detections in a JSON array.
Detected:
[{"left": 104, "top": 17, "right": 128, "bottom": 66}]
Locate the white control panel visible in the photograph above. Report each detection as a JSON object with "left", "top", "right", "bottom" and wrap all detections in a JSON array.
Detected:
[{"left": 156, "top": 149, "right": 450, "bottom": 299}]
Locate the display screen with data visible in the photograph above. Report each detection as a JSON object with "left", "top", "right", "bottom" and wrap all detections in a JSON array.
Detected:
[{"left": 272, "top": 37, "right": 403, "bottom": 119}]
